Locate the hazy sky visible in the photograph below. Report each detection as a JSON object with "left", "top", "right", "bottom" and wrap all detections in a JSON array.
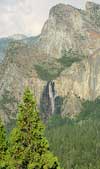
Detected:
[{"left": 0, "top": 0, "right": 100, "bottom": 37}]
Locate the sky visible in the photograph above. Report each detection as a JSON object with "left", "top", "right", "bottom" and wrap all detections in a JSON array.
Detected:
[{"left": 0, "top": 0, "right": 100, "bottom": 38}]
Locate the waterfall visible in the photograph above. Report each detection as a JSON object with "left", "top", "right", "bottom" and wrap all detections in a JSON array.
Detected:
[
  {"left": 40, "top": 81, "right": 56, "bottom": 120},
  {"left": 48, "top": 81, "right": 55, "bottom": 115}
]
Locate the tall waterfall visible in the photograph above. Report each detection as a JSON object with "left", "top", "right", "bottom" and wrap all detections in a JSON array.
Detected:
[{"left": 40, "top": 81, "right": 56, "bottom": 121}]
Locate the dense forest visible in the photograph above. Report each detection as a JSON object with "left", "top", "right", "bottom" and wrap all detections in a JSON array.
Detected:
[{"left": 46, "top": 99, "right": 100, "bottom": 169}]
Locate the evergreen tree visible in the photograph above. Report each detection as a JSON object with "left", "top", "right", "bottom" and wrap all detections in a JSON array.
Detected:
[
  {"left": 0, "top": 117, "right": 7, "bottom": 168},
  {"left": 7, "top": 88, "right": 61, "bottom": 169}
]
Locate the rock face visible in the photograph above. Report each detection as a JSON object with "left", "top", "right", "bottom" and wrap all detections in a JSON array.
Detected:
[
  {"left": 38, "top": 2, "right": 100, "bottom": 58},
  {"left": 0, "top": 1, "right": 100, "bottom": 124}
]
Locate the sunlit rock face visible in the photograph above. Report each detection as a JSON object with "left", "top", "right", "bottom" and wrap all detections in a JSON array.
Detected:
[
  {"left": 0, "top": 2, "right": 100, "bottom": 124},
  {"left": 38, "top": 2, "right": 100, "bottom": 58}
]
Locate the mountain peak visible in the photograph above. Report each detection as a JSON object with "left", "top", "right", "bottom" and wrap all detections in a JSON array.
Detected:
[
  {"left": 49, "top": 3, "right": 78, "bottom": 17},
  {"left": 86, "top": 1, "right": 100, "bottom": 11},
  {"left": 49, "top": 1, "right": 100, "bottom": 17}
]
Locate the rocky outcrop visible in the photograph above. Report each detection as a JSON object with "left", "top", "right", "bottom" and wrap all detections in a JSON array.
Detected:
[
  {"left": 55, "top": 49, "right": 100, "bottom": 100},
  {"left": 62, "top": 91, "right": 82, "bottom": 118},
  {"left": 86, "top": 1, "right": 100, "bottom": 27},
  {"left": 0, "top": 2, "right": 100, "bottom": 124}
]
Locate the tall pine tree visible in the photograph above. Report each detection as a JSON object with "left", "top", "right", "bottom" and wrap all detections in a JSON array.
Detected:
[
  {"left": 7, "top": 88, "right": 61, "bottom": 169},
  {"left": 0, "top": 117, "right": 7, "bottom": 168}
]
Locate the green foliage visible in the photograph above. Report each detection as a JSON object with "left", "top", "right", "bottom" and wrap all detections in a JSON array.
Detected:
[
  {"left": 54, "top": 96, "right": 64, "bottom": 115},
  {"left": 6, "top": 88, "right": 61, "bottom": 169},
  {"left": 77, "top": 98, "right": 100, "bottom": 121},
  {"left": 35, "top": 49, "right": 84, "bottom": 81},
  {"left": 58, "top": 49, "right": 83, "bottom": 68},
  {"left": 0, "top": 118, "right": 7, "bottom": 168},
  {"left": 46, "top": 98, "right": 100, "bottom": 169},
  {"left": 46, "top": 118, "right": 100, "bottom": 169},
  {"left": 48, "top": 114, "right": 74, "bottom": 129},
  {"left": 35, "top": 63, "right": 62, "bottom": 81}
]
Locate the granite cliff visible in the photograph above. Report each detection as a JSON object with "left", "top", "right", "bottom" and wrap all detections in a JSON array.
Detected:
[{"left": 0, "top": 1, "right": 100, "bottom": 125}]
